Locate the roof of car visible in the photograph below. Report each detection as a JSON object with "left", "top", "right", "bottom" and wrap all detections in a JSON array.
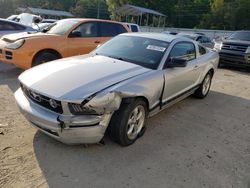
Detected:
[
  {"left": 60, "top": 18, "right": 128, "bottom": 25},
  {"left": 178, "top": 32, "right": 200, "bottom": 37},
  {"left": 121, "top": 32, "right": 183, "bottom": 42},
  {"left": 0, "top": 18, "right": 32, "bottom": 28}
]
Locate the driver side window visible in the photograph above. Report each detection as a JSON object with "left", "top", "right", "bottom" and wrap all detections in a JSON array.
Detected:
[
  {"left": 73, "top": 22, "right": 98, "bottom": 37},
  {"left": 169, "top": 42, "right": 196, "bottom": 61}
]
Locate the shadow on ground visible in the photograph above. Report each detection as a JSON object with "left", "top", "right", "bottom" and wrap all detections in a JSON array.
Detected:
[
  {"left": 0, "top": 62, "right": 23, "bottom": 92},
  {"left": 33, "top": 91, "right": 250, "bottom": 188}
]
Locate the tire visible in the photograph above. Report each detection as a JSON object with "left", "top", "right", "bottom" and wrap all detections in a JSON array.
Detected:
[
  {"left": 193, "top": 71, "right": 213, "bottom": 99},
  {"left": 108, "top": 99, "right": 148, "bottom": 146},
  {"left": 32, "top": 52, "right": 59, "bottom": 67}
]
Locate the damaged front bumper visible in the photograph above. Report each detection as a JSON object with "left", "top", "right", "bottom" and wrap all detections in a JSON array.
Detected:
[{"left": 14, "top": 88, "right": 112, "bottom": 144}]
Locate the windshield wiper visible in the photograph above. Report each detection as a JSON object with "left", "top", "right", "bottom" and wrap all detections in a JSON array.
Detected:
[{"left": 107, "top": 55, "right": 126, "bottom": 61}]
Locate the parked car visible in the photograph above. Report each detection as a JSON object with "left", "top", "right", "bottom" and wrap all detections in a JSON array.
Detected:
[
  {"left": 33, "top": 19, "right": 57, "bottom": 31},
  {"left": 0, "top": 18, "right": 130, "bottom": 69},
  {"left": 0, "top": 18, "right": 36, "bottom": 38},
  {"left": 162, "top": 31, "right": 178, "bottom": 35},
  {"left": 6, "top": 15, "right": 19, "bottom": 22},
  {"left": 194, "top": 32, "right": 206, "bottom": 36},
  {"left": 126, "top": 23, "right": 140, "bottom": 32},
  {"left": 177, "top": 33, "right": 215, "bottom": 48},
  {"left": 15, "top": 33, "right": 219, "bottom": 146},
  {"left": 32, "top": 22, "right": 54, "bottom": 31},
  {"left": 40, "top": 19, "right": 57, "bottom": 24},
  {"left": 214, "top": 31, "right": 250, "bottom": 68}
]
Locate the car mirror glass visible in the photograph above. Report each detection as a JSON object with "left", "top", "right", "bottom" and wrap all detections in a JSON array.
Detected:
[{"left": 166, "top": 58, "right": 187, "bottom": 68}]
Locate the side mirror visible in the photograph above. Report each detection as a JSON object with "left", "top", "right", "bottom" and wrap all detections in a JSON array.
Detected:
[
  {"left": 69, "top": 30, "right": 82, "bottom": 38},
  {"left": 166, "top": 58, "right": 187, "bottom": 68}
]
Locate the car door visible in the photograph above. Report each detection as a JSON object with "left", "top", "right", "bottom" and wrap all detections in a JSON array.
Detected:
[
  {"left": 162, "top": 41, "right": 202, "bottom": 103},
  {"left": 67, "top": 21, "right": 103, "bottom": 57}
]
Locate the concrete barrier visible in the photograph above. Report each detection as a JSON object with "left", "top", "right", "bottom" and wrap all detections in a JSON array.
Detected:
[{"left": 140, "top": 26, "right": 234, "bottom": 40}]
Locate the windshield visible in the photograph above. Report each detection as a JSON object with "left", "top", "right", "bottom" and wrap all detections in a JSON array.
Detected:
[
  {"left": 46, "top": 20, "right": 78, "bottom": 35},
  {"left": 228, "top": 31, "right": 250, "bottom": 41},
  {"left": 93, "top": 35, "right": 169, "bottom": 69}
]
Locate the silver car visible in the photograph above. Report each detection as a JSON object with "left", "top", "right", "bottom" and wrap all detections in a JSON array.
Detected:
[
  {"left": 177, "top": 33, "right": 215, "bottom": 49},
  {"left": 15, "top": 33, "right": 219, "bottom": 146},
  {"left": 0, "top": 18, "right": 36, "bottom": 38}
]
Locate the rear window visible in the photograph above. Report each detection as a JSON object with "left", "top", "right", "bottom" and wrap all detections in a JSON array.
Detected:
[
  {"left": 99, "top": 22, "right": 127, "bottom": 37},
  {"left": 131, "top": 25, "right": 139, "bottom": 32},
  {"left": 13, "top": 24, "right": 25, "bottom": 30},
  {"left": 199, "top": 45, "right": 207, "bottom": 55},
  {"left": 116, "top": 24, "right": 127, "bottom": 34},
  {"left": 0, "top": 21, "right": 24, "bottom": 31}
]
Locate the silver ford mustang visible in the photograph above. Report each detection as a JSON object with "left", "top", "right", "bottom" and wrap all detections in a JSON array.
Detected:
[{"left": 15, "top": 33, "right": 219, "bottom": 146}]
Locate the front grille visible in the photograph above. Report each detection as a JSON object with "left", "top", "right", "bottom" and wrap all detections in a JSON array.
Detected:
[
  {"left": 21, "top": 84, "right": 63, "bottom": 114},
  {"left": 219, "top": 52, "right": 244, "bottom": 58},
  {"left": 222, "top": 43, "right": 248, "bottom": 52}
]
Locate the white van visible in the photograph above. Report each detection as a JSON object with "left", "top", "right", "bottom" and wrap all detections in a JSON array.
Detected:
[{"left": 126, "top": 23, "right": 140, "bottom": 32}]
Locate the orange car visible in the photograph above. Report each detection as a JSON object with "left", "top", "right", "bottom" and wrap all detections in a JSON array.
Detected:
[{"left": 0, "top": 19, "right": 130, "bottom": 69}]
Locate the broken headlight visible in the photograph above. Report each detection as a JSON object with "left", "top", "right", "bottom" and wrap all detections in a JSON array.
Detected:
[{"left": 68, "top": 103, "right": 98, "bottom": 115}]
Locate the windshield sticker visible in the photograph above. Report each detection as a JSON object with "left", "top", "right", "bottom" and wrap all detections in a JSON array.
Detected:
[{"left": 146, "top": 45, "right": 166, "bottom": 52}]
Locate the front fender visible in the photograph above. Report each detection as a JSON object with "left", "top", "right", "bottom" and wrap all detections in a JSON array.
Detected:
[{"left": 84, "top": 70, "right": 164, "bottom": 113}]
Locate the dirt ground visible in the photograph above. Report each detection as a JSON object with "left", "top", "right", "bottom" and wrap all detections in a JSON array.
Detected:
[{"left": 0, "top": 62, "right": 250, "bottom": 188}]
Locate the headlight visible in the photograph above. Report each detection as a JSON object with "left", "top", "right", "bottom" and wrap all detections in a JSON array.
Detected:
[
  {"left": 6, "top": 39, "right": 25, "bottom": 49},
  {"left": 68, "top": 103, "right": 98, "bottom": 115},
  {"left": 213, "top": 42, "right": 223, "bottom": 51},
  {"left": 246, "top": 47, "right": 250, "bottom": 53}
]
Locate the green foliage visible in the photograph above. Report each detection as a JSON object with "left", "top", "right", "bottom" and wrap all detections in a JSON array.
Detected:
[
  {"left": 0, "top": 0, "right": 249, "bottom": 30},
  {"left": 71, "top": 0, "right": 109, "bottom": 19},
  {"left": 200, "top": 0, "right": 250, "bottom": 30}
]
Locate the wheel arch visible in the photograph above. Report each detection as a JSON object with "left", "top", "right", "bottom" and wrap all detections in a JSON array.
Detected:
[
  {"left": 32, "top": 48, "right": 62, "bottom": 66},
  {"left": 208, "top": 68, "right": 215, "bottom": 77},
  {"left": 122, "top": 96, "right": 150, "bottom": 114}
]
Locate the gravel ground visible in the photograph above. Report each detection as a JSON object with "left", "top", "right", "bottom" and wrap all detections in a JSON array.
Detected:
[{"left": 0, "top": 62, "right": 250, "bottom": 188}]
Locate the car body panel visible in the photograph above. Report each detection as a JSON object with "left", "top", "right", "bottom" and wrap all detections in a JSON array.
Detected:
[
  {"left": 19, "top": 55, "right": 151, "bottom": 102},
  {"left": 15, "top": 33, "right": 219, "bottom": 144}
]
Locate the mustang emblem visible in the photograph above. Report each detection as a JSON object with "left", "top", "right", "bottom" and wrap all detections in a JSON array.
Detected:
[
  {"left": 49, "top": 99, "right": 58, "bottom": 109},
  {"left": 29, "top": 91, "right": 42, "bottom": 102}
]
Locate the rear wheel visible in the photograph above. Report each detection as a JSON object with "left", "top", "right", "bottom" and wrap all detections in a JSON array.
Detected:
[
  {"left": 32, "top": 52, "right": 60, "bottom": 67},
  {"left": 194, "top": 72, "right": 212, "bottom": 98},
  {"left": 108, "top": 99, "right": 147, "bottom": 146}
]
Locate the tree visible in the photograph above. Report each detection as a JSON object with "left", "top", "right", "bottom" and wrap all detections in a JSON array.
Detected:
[
  {"left": 0, "top": 0, "right": 15, "bottom": 18},
  {"left": 71, "top": 0, "right": 109, "bottom": 19}
]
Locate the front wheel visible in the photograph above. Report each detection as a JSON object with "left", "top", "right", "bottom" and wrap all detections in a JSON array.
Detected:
[
  {"left": 32, "top": 52, "right": 59, "bottom": 67},
  {"left": 108, "top": 99, "right": 147, "bottom": 146},
  {"left": 193, "top": 72, "right": 212, "bottom": 98}
]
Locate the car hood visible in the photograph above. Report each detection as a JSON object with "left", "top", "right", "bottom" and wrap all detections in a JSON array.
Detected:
[
  {"left": 223, "top": 39, "right": 250, "bottom": 45},
  {"left": 2, "top": 32, "right": 55, "bottom": 43},
  {"left": 19, "top": 55, "right": 151, "bottom": 102}
]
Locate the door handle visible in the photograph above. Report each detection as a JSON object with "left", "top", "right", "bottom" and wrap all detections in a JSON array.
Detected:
[{"left": 95, "top": 41, "right": 101, "bottom": 44}]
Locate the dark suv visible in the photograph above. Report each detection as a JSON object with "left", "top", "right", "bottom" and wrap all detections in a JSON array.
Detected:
[{"left": 218, "top": 31, "right": 250, "bottom": 68}]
